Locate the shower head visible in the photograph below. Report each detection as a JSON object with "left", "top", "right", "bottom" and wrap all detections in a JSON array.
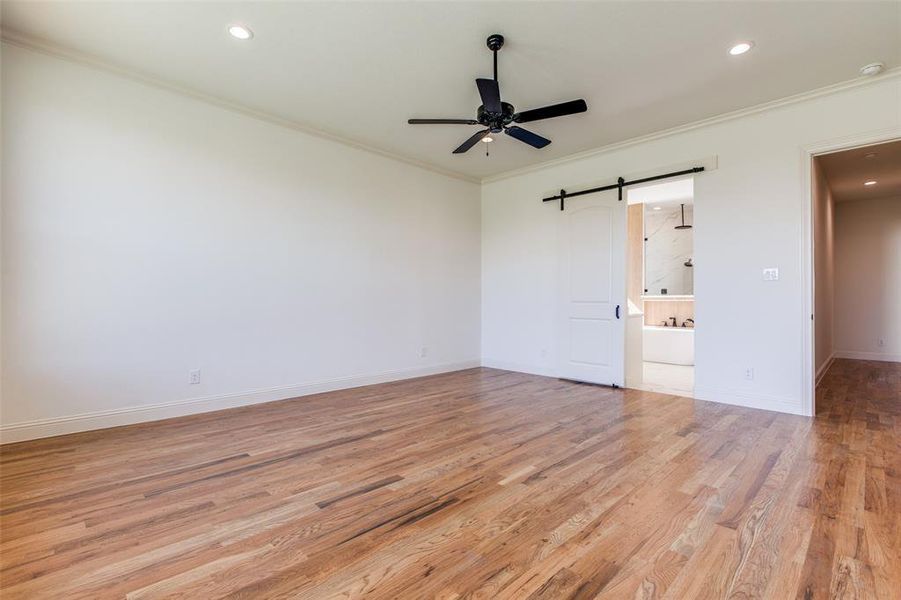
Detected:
[{"left": 675, "top": 203, "right": 692, "bottom": 229}]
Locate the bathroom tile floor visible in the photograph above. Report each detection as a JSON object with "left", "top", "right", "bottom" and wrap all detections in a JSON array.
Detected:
[{"left": 639, "top": 361, "right": 694, "bottom": 397}]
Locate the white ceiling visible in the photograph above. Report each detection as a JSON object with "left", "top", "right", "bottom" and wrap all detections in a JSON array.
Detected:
[
  {"left": 2, "top": 1, "right": 899, "bottom": 180},
  {"left": 818, "top": 139, "right": 901, "bottom": 203}
]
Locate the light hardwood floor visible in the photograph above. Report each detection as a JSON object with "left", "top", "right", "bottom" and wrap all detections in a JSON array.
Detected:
[{"left": 1, "top": 359, "right": 898, "bottom": 599}]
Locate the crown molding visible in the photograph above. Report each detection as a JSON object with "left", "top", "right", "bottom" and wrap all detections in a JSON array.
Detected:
[
  {"left": 3, "top": 27, "right": 898, "bottom": 188},
  {"left": 481, "top": 67, "right": 901, "bottom": 185},
  {"left": 0, "top": 28, "right": 481, "bottom": 185},
  {"left": 834, "top": 190, "right": 901, "bottom": 204}
]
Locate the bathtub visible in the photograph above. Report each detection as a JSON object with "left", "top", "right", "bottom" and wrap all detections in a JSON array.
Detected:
[{"left": 643, "top": 326, "right": 694, "bottom": 366}]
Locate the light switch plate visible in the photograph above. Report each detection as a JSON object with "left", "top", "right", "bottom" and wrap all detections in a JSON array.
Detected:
[{"left": 762, "top": 268, "right": 779, "bottom": 281}]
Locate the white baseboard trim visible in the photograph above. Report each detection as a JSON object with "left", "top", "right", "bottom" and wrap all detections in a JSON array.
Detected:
[
  {"left": 693, "top": 386, "right": 806, "bottom": 416},
  {"left": 833, "top": 350, "right": 901, "bottom": 363},
  {"left": 482, "top": 360, "right": 805, "bottom": 416},
  {"left": 0, "top": 360, "right": 481, "bottom": 444},
  {"left": 480, "top": 358, "right": 557, "bottom": 378},
  {"left": 815, "top": 353, "right": 836, "bottom": 387}
]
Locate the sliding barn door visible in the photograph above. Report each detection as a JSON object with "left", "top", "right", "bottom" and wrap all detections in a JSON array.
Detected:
[{"left": 557, "top": 190, "right": 626, "bottom": 387}]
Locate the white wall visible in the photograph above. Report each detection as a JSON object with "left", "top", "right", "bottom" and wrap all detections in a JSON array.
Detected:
[
  {"left": 812, "top": 158, "right": 835, "bottom": 380},
  {"left": 1, "top": 44, "right": 481, "bottom": 442},
  {"left": 3, "top": 42, "right": 900, "bottom": 443},
  {"left": 834, "top": 196, "right": 901, "bottom": 362},
  {"left": 482, "top": 76, "right": 901, "bottom": 415}
]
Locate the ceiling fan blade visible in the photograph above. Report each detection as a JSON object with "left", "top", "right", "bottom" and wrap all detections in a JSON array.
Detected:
[
  {"left": 408, "top": 119, "right": 479, "bottom": 125},
  {"left": 476, "top": 78, "right": 502, "bottom": 113},
  {"left": 453, "top": 129, "right": 491, "bottom": 154},
  {"left": 514, "top": 99, "right": 587, "bottom": 123},
  {"left": 505, "top": 126, "right": 551, "bottom": 149}
]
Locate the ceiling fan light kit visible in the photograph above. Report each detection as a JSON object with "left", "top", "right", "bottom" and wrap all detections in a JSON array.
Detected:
[{"left": 408, "top": 34, "right": 588, "bottom": 154}]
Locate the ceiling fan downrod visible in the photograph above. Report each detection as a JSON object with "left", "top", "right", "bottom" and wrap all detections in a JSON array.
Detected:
[{"left": 487, "top": 33, "right": 504, "bottom": 82}]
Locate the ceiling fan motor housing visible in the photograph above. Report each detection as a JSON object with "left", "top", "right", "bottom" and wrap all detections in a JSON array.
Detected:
[{"left": 478, "top": 102, "right": 515, "bottom": 132}]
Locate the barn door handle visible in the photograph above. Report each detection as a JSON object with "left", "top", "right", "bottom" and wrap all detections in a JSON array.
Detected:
[{"left": 615, "top": 305, "right": 621, "bottom": 319}]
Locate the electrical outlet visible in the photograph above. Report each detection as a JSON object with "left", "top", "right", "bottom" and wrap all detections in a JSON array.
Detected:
[
  {"left": 762, "top": 268, "right": 779, "bottom": 281},
  {"left": 419, "top": 347, "right": 428, "bottom": 358},
  {"left": 878, "top": 338, "right": 885, "bottom": 348},
  {"left": 189, "top": 369, "right": 201, "bottom": 385},
  {"left": 744, "top": 367, "right": 754, "bottom": 380},
  {"left": 540, "top": 348, "right": 548, "bottom": 359}
]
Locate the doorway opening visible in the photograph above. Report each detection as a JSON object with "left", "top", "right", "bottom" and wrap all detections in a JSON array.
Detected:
[
  {"left": 625, "top": 177, "right": 695, "bottom": 397},
  {"left": 811, "top": 138, "right": 901, "bottom": 413}
]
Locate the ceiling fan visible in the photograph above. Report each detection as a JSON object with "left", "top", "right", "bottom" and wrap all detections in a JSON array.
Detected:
[{"left": 407, "top": 34, "right": 588, "bottom": 154}]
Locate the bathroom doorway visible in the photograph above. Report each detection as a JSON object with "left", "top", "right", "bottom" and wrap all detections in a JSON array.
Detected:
[{"left": 624, "top": 177, "right": 695, "bottom": 397}]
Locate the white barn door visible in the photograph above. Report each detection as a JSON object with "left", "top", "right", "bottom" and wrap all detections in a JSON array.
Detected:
[{"left": 557, "top": 190, "right": 626, "bottom": 386}]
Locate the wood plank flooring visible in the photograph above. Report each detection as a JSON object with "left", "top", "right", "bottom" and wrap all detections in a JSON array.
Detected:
[{"left": 1, "top": 359, "right": 898, "bottom": 599}]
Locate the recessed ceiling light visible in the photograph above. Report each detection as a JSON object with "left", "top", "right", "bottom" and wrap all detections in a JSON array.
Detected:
[
  {"left": 864, "top": 180, "right": 877, "bottom": 186},
  {"left": 481, "top": 135, "right": 493, "bottom": 143},
  {"left": 729, "top": 41, "right": 754, "bottom": 56},
  {"left": 859, "top": 62, "right": 884, "bottom": 77},
  {"left": 228, "top": 24, "right": 253, "bottom": 40},
  {"left": 652, "top": 206, "right": 662, "bottom": 210}
]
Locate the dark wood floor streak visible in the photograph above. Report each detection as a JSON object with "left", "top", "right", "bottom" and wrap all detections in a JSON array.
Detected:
[{"left": 1, "top": 360, "right": 898, "bottom": 599}]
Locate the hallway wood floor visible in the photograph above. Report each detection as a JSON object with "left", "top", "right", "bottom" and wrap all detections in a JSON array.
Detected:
[{"left": 1, "top": 359, "right": 898, "bottom": 599}]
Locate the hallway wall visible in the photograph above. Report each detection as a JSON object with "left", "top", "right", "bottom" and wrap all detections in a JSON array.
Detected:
[
  {"left": 834, "top": 195, "right": 901, "bottom": 362},
  {"left": 812, "top": 157, "right": 836, "bottom": 378}
]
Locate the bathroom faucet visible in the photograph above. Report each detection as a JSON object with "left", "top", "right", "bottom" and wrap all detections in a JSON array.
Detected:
[
  {"left": 682, "top": 318, "right": 695, "bottom": 328},
  {"left": 669, "top": 316, "right": 678, "bottom": 327}
]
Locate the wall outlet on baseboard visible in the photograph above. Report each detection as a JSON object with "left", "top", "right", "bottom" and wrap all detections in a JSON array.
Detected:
[
  {"left": 744, "top": 367, "right": 754, "bottom": 380},
  {"left": 419, "top": 346, "right": 428, "bottom": 358},
  {"left": 189, "top": 369, "right": 201, "bottom": 385},
  {"left": 877, "top": 338, "right": 885, "bottom": 347}
]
